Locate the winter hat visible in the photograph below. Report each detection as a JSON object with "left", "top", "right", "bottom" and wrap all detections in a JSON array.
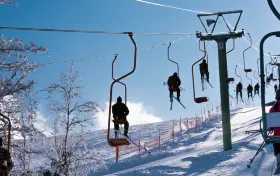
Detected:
[{"left": 117, "top": 96, "right": 122, "bottom": 102}]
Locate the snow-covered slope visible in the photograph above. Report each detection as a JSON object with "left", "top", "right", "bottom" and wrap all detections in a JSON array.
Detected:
[{"left": 90, "top": 107, "right": 278, "bottom": 176}]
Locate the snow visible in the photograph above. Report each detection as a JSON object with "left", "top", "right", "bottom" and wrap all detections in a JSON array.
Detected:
[
  {"left": 88, "top": 106, "right": 280, "bottom": 176},
  {"left": 11, "top": 105, "right": 279, "bottom": 175}
]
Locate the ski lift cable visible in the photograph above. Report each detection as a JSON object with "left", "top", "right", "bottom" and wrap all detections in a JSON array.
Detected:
[
  {"left": 0, "top": 26, "right": 195, "bottom": 36},
  {"left": 35, "top": 35, "right": 192, "bottom": 67}
]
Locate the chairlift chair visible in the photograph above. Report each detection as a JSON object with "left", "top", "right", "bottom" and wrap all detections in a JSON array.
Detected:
[
  {"left": 192, "top": 40, "right": 208, "bottom": 103},
  {"left": 107, "top": 33, "right": 136, "bottom": 148}
]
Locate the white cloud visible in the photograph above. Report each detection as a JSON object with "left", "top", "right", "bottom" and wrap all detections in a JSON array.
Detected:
[
  {"left": 95, "top": 101, "right": 162, "bottom": 130},
  {"left": 34, "top": 112, "right": 53, "bottom": 136}
]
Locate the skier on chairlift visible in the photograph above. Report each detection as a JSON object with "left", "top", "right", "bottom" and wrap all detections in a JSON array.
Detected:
[
  {"left": 167, "top": 72, "right": 181, "bottom": 101},
  {"left": 267, "top": 73, "right": 273, "bottom": 84},
  {"left": 0, "top": 137, "right": 13, "bottom": 174},
  {"left": 254, "top": 83, "right": 260, "bottom": 96},
  {"left": 199, "top": 59, "right": 209, "bottom": 82},
  {"left": 236, "top": 82, "right": 243, "bottom": 101},
  {"left": 247, "top": 84, "right": 253, "bottom": 99},
  {"left": 112, "top": 96, "right": 129, "bottom": 138}
]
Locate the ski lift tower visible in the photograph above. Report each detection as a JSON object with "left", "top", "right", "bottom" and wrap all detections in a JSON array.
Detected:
[{"left": 196, "top": 10, "right": 244, "bottom": 150}]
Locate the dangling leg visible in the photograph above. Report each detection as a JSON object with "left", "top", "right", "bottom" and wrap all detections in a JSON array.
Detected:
[
  {"left": 206, "top": 72, "right": 209, "bottom": 82},
  {"left": 177, "top": 87, "right": 181, "bottom": 101},
  {"left": 201, "top": 72, "right": 205, "bottom": 91},
  {"left": 114, "top": 123, "right": 119, "bottom": 138},
  {"left": 124, "top": 120, "right": 129, "bottom": 137},
  {"left": 169, "top": 87, "right": 173, "bottom": 101},
  {"left": 240, "top": 91, "right": 243, "bottom": 102},
  {"left": 236, "top": 91, "right": 239, "bottom": 103}
]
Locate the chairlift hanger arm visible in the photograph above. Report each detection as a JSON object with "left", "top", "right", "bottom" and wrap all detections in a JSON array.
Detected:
[
  {"left": 254, "top": 70, "right": 259, "bottom": 84},
  {"left": 112, "top": 54, "right": 127, "bottom": 105},
  {"left": 168, "top": 43, "right": 179, "bottom": 76},
  {"left": 0, "top": 112, "right": 11, "bottom": 152},
  {"left": 267, "top": 0, "right": 280, "bottom": 21},
  {"left": 246, "top": 72, "right": 253, "bottom": 85},
  {"left": 235, "top": 65, "right": 242, "bottom": 82},
  {"left": 243, "top": 33, "right": 252, "bottom": 72},
  {"left": 226, "top": 39, "right": 235, "bottom": 54},
  {"left": 107, "top": 33, "right": 137, "bottom": 144}
]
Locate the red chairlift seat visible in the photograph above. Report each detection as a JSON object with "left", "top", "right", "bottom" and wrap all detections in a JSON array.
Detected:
[
  {"left": 225, "top": 78, "right": 234, "bottom": 82},
  {"left": 109, "top": 119, "right": 130, "bottom": 147},
  {"left": 112, "top": 119, "right": 128, "bottom": 124},
  {"left": 244, "top": 69, "right": 252, "bottom": 72},
  {"left": 195, "top": 97, "right": 208, "bottom": 103},
  {"left": 108, "top": 138, "right": 130, "bottom": 147}
]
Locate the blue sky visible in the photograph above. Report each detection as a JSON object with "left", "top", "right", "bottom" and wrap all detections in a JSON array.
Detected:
[{"left": 1, "top": 0, "right": 280, "bottom": 130}]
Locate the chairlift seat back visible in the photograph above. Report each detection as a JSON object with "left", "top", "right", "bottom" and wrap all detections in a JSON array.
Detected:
[{"left": 108, "top": 138, "right": 130, "bottom": 147}]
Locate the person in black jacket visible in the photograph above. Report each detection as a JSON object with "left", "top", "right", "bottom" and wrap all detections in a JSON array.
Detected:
[
  {"left": 236, "top": 82, "right": 243, "bottom": 100},
  {"left": 199, "top": 59, "right": 209, "bottom": 82},
  {"left": 247, "top": 84, "right": 253, "bottom": 99},
  {"left": 254, "top": 83, "right": 260, "bottom": 96},
  {"left": 112, "top": 96, "right": 129, "bottom": 137},
  {"left": 0, "top": 137, "right": 13, "bottom": 174},
  {"left": 167, "top": 72, "right": 181, "bottom": 101}
]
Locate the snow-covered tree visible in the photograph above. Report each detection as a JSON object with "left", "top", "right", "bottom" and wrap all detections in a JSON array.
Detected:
[
  {"left": 10, "top": 90, "right": 47, "bottom": 175},
  {"left": 0, "top": 25, "right": 48, "bottom": 174},
  {"left": 0, "top": 0, "right": 18, "bottom": 6},
  {"left": 46, "top": 64, "right": 106, "bottom": 175},
  {"left": 0, "top": 35, "right": 48, "bottom": 101}
]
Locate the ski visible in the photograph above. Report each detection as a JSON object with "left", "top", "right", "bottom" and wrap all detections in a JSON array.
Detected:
[
  {"left": 203, "top": 77, "right": 213, "bottom": 88},
  {"left": 173, "top": 96, "right": 186, "bottom": 109}
]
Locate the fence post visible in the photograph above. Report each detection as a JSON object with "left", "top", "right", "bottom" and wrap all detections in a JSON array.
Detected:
[
  {"left": 139, "top": 131, "right": 141, "bottom": 157},
  {"left": 180, "top": 116, "right": 182, "bottom": 132},
  {"left": 173, "top": 118, "right": 175, "bottom": 142},
  {"left": 187, "top": 118, "right": 189, "bottom": 131},
  {"left": 159, "top": 128, "right": 161, "bottom": 150},
  {"left": 116, "top": 147, "right": 119, "bottom": 162},
  {"left": 138, "top": 139, "right": 140, "bottom": 157}
]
